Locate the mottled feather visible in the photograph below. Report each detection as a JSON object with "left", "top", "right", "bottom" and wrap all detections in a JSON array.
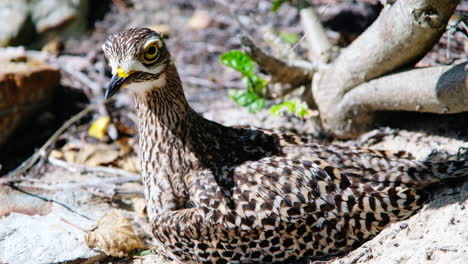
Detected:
[{"left": 103, "top": 28, "right": 468, "bottom": 264}]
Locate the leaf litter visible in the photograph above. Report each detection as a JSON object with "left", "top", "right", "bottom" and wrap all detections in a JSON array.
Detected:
[{"left": 85, "top": 211, "right": 147, "bottom": 257}]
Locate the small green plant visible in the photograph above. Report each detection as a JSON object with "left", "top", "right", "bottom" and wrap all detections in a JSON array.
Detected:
[
  {"left": 279, "top": 32, "right": 300, "bottom": 44},
  {"left": 134, "top": 249, "right": 152, "bottom": 256},
  {"left": 272, "top": 0, "right": 286, "bottom": 12},
  {"left": 220, "top": 50, "right": 311, "bottom": 117},
  {"left": 270, "top": 99, "right": 311, "bottom": 118},
  {"left": 220, "top": 50, "right": 267, "bottom": 113}
]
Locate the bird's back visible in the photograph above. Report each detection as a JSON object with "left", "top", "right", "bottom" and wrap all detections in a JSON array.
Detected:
[{"left": 185, "top": 129, "right": 467, "bottom": 263}]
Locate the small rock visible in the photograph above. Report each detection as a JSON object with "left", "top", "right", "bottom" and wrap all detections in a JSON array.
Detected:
[
  {"left": 31, "top": 0, "right": 78, "bottom": 33},
  {"left": 0, "top": 0, "right": 30, "bottom": 47},
  {"left": 188, "top": 10, "right": 212, "bottom": 29},
  {"left": 0, "top": 185, "right": 102, "bottom": 264},
  {"left": 399, "top": 222, "right": 408, "bottom": 229},
  {"left": 42, "top": 38, "right": 64, "bottom": 55},
  {"left": 147, "top": 24, "right": 171, "bottom": 38},
  {"left": 449, "top": 217, "right": 456, "bottom": 225},
  {"left": 425, "top": 248, "right": 434, "bottom": 260},
  {"left": 0, "top": 0, "right": 89, "bottom": 47}
]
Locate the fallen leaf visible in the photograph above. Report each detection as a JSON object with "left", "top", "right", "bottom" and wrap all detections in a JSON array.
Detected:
[
  {"left": 85, "top": 211, "right": 147, "bottom": 257},
  {"left": 49, "top": 149, "right": 64, "bottom": 159},
  {"left": 116, "top": 137, "right": 134, "bottom": 156},
  {"left": 88, "top": 116, "right": 111, "bottom": 141},
  {"left": 131, "top": 197, "right": 147, "bottom": 217},
  {"left": 63, "top": 143, "right": 120, "bottom": 167},
  {"left": 115, "top": 155, "right": 140, "bottom": 173},
  {"left": 188, "top": 11, "right": 212, "bottom": 29},
  {"left": 42, "top": 38, "right": 63, "bottom": 55}
]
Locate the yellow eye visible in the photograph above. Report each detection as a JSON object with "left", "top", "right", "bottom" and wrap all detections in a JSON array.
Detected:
[{"left": 143, "top": 43, "right": 159, "bottom": 62}]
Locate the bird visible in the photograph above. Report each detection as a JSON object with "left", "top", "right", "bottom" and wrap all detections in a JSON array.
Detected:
[{"left": 102, "top": 27, "right": 468, "bottom": 264}]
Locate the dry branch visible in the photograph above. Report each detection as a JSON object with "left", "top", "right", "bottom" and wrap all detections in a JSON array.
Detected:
[
  {"left": 48, "top": 156, "right": 140, "bottom": 179},
  {"left": 311, "top": 0, "right": 463, "bottom": 138},
  {"left": 340, "top": 62, "right": 468, "bottom": 115},
  {"left": 300, "top": 6, "right": 334, "bottom": 63}
]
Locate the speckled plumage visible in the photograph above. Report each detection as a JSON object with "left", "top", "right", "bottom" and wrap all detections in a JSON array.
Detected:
[{"left": 103, "top": 28, "right": 468, "bottom": 264}]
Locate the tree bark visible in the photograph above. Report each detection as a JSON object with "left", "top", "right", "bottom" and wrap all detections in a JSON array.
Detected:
[
  {"left": 313, "top": 0, "right": 462, "bottom": 138},
  {"left": 340, "top": 62, "right": 467, "bottom": 117}
]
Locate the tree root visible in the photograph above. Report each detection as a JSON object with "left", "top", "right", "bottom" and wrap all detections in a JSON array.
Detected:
[{"left": 311, "top": 0, "right": 465, "bottom": 138}]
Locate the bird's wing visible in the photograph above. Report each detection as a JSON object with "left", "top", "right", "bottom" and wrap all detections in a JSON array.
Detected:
[
  {"left": 185, "top": 155, "right": 343, "bottom": 231},
  {"left": 224, "top": 155, "right": 344, "bottom": 230}
]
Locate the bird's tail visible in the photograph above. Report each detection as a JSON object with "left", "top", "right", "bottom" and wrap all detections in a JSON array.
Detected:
[
  {"left": 425, "top": 159, "right": 468, "bottom": 181},
  {"left": 384, "top": 158, "right": 468, "bottom": 188}
]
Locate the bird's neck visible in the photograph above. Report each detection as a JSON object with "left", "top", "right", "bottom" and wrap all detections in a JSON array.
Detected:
[
  {"left": 133, "top": 64, "right": 235, "bottom": 220},
  {"left": 134, "top": 64, "right": 279, "bottom": 221}
]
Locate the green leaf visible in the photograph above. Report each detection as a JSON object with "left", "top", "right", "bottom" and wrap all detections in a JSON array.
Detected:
[
  {"left": 222, "top": 50, "right": 268, "bottom": 114},
  {"left": 295, "top": 101, "right": 311, "bottom": 118},
  {"left": 247, "top": 98, "right": 266, "bottom": 113},
  {"left": 270, "top": 100, "right": 310, "bottom": 118},
  {"left": 228, "top": 89, "right": 266, "bottom": 113},
  {"left": 243, "top": 75, "right": 267, "bottom": 96},
  {"left": 270, "top": 101, "right": 296, "bottom": 115},
  {"left": 134, "top": 250, "right": 152, "bottom": 256},
  {"left": 279, "top": 32, "right": 300, "bottom": 44},
  {"left": 220, "top": 50, "right": 254, "bottom": 75},
  {"left": 228, "top": 90, "right": 257, "bottom": 107},
  {"left": 272, "top": 0, "right": 286, "bottom": 12},
  {"left": 250, "top": 74, "right": 268, "bottom": 95}
]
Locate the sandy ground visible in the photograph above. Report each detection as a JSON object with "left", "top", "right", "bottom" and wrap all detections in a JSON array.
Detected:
[{"left": 0, "top": 0, "right": 467, "bottom": 263}]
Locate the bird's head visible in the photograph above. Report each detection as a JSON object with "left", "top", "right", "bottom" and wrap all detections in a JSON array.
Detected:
[{"left": 102, "top": 28, "right": 171, "bottom": 99}]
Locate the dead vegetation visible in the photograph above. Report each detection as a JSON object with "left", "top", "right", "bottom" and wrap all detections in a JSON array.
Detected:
[
  {"left": 0, "top": 0, "right": 467, "bottom": 264},
  {"left": 237, "top": 0, "right": 467, "bottom": 138}
]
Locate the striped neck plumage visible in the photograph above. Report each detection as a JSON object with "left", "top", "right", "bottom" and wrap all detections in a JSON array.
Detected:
[
  {"left": 133, "top": 63, "right": 196, "bottom": 220},
  {"left": 132, "top": 63, "right": 277, "bottom": 221}
]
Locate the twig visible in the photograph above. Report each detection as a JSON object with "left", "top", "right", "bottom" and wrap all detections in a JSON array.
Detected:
[
  {"left": 48, "top": 156, "right": 141, "bottom": 179},
  {"left": 241, "top": 36, "right": 315, "bottom": 98},
  {"left": 0, "top": 176, "right": 35, "bottom": 184},
  {"left": 213, "top": 0, "right": 256, "bottom": 41},
  {"left": 7, "top": 183, "right": 94, "bottom": 221},
  {"left": 3, "top": 103, "right": 98, "bottom": 178},
  {"left": 59, "top": 62, "right": 110, "bottom": 118},
  {"left": 0, "top": 171, "right": 140, "bottom": 187},
  {"left": 299, "top": 4, "right": 334, "bottom": 63},
  {"left": 60, "top": 65, "right": 102, "bottom": 93},
  {"left": 60, "top": 217, "right": 90, "bottom": 232},
  {"left": 214, "top": 0, "right": 298, "bottom": 60}
]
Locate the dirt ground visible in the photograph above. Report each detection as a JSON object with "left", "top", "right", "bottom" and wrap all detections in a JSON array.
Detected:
[{"left": 0, "top": 0, "right": 467, "bottom": 263}]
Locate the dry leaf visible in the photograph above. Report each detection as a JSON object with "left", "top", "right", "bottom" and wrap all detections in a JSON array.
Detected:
[
  {"left": 115, "top": 155, "right": 141, "bottom": 173},
  {"left": 88, "top": 116, "right": 111, "bottom": 141},
  {"left": 49, "top": 149, "right": 64, "bottom": 159},
  {"left": 131, "top": 197, "right": 147, "bottom": 217},
  {"left": 63, "top": 143, "right": 120, "bottom": 167},
  {"left": 115, "top": 121, "right": 136, "bottom": 135},
  {"left": 116, "top": 137, "right": 134, "bottom": 156},
  {"left": 85, "top": 211, "right": 147, "bottom": 257},
  {"left": 188, "top": 11, "right": 212, "bottom": 29}
]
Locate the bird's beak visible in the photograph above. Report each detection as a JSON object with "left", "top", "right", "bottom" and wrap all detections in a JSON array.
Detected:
[
  {"left": 105, "top": 74, "right": 127, "bottom": 99},
  {"left": 105, "top": 67, "right": 135, "bottom": 99}
]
